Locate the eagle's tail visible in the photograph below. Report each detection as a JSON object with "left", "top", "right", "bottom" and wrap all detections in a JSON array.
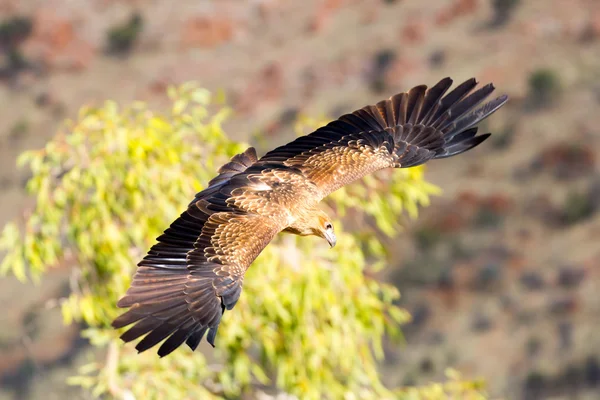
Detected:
[{"left": 387, "top": 77, "right": 508, "bottom": 168}]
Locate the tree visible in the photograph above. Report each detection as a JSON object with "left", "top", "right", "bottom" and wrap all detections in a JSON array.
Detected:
[{"left": 0, "top": 83, "right": 488, "bottom": 399}]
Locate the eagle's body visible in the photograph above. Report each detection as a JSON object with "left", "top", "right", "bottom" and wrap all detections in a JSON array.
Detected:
[{"left": 113, "top": 77, "right": 508, "bottom": 357}]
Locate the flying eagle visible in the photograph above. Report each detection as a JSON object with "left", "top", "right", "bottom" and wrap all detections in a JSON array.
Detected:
[{"left": 113, "top": 77, "right": 508, "bottom": 357}]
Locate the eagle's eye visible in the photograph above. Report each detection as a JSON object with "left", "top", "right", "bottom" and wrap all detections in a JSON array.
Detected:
[{"left": 325, "top": 222, "right": 333, "bottom": 230}]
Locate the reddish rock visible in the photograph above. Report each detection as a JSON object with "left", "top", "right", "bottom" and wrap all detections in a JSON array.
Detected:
[
  {"left": 484, "top": 194, "right": 513, "bottom": 214},
  {"left": 434, "top": 285, "right": 459, "bottom": 309},
  {"left": 435, "top": 10, "right": 453, "bottom": 26},
  {"left": 148, "top": 77, "right": 171, "bottom": 96},
  {"left": 549, "top": 296, "right": 579, "bottom": 315},
  {"left": 556, "top": 266, "right": 586, "bottom": 289},
  {"left": 401, "top": 20, "right": 427, "bottom": 44},
  {"left": 435, "top": 0, "right": 478, "bottom": 26},
  {"left": 0, "top": 0, "right": 18, "bottom": 14},
  {"left": 525, "top": 194, "right": 562, "bottom": 226},
  {"left": 308, "top": 0, "right": 345, "bottom": 33},
  {"left": 591, "top": 12, "right": 600, "bottom": 37},
  {"left": 259, "top": 62, "right": 284, "bottom": 101},
  {"left": 60, "top": 41, "right": 96, "bottom": 71},
  {"left": 434, "top": 190, "right": 505, "bottom": 232},
  {"left": 181, "top": 15, "right": 235, "bottom": 49},
  {"left": 506, "top": 256, "right": 527, "bottom": 271},
  {"left": 457, "top": 191, "right": 481, "bottom": 209},
  {"left": 580, "top": 11, "right": 600, "bottom": 41},
  {"left": 438, "top": 212, "right": 467, "bottom": 232},
  {"left": 20, "top": 10, "right": 95, "bottom": 71},
  {"left": 452, "top": 262, "right": 475, "bottom": 289},
  {"left": 455, "top": 0, "right": 478, "bottom": 15},
  {"left": 534, "top": 142, "right": 595, "bottom": 180}
]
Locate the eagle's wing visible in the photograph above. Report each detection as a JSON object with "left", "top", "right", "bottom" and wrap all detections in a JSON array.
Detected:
[
  {"left": 114, "top": 77, "right": 509, "bottom": 357},
  {"left": 112, "top": 148, "right": 287, "bottom": 357},
  {"left": 259, "top": 77, "right": 508, "bottom": 198}
]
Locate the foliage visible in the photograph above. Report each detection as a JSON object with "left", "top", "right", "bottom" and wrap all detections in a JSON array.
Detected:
[
  {"left": 1, "top": 84, "right": 485, "bottom": 399},
  {"left": 490, "top": 0, "right": 520, "bottom": 27},
  {"left": 560, "top": 187, "right": 597, "bottom": 226},
  {"left": 369, "top": 49, "right": 397, "bottom": 94},
  {"left": 0, "top": 16, "right": 32, "bottom": 47},
  {"left": 0, "top": 16, "right": 33, "bottom": 76},
  {"left": 527, "top": 68, "right": 561, "bottom": 110},
  {"left": 398, "top": 369, "right": 488, "bottom": 400},
  {"left": 107, "top": 12, "right": 144, "bottom": 55}
]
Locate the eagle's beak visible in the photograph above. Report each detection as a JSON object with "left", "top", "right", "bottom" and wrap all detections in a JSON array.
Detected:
[{"left": 324, "top": 230, "right": 337, "bottom": 248}]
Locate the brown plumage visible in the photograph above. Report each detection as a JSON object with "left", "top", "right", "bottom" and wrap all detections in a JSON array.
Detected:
[{"left": 113, "top": 77, "right": 508, "bottom": 357}]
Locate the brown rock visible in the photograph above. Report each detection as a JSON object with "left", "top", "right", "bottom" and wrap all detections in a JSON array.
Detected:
[
  {"left": 455, "top": 0, "right": 478, "bottom": 15},
  {"left": 439, "top": 212, "right": 467, "bottom": 232},
  {"left": 549, "top": 296, "right": 579, "bottom": 315},
  {"left": 435, "top": 0, "right": 478, "bottom": 26},
  {"left": 457, "top": 190, "right": 481, "bottom": 208},
  {"left": 581, "top": 11, "right": 600, "bottom": 41},
  {"left": 0, "top": 0, "right": 18, "bottom": 14},
  {"left": 148, "top": 77, "right": 171, "bottom": 96},
  {"left": 591, "top": 12, "right": 600, "bottom": 37},
  {"left": 435, "top": 10, "right": 452, "bottom": 26},
  {"left": 20, "top": 9, "right": 95, "bottom": 71},
  {"left": 181, "top": 15, "right": 235, "bottom": 49},
  {"left": 556, "top": 266, "right": 586, "bottom": 289},
  {"left": 308, "top": 0, "right": 345, "bottom": 33},
  {"left": 401, "top": 20, "right": 426, "bottom": 44},
  {"left": 534, "top": 142, "right": 595, "bottom": 180},
  {"left": 259, "top": 62, "right": 284, "bottom": 101},
  {"left": 484, "top": 194, "right": 513, "bottom": 214},
  {"left": 506, "top": 256, "right": 527, "bottom": 271}
]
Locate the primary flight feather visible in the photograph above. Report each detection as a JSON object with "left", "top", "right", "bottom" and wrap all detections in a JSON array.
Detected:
[{"left": 113, "top": 77, "right": 508, "bottom": 357}]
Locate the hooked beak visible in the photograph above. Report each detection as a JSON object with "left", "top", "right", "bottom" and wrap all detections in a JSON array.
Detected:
[{"left": 324, "top": 230, "right": 337, "bottom": 248}]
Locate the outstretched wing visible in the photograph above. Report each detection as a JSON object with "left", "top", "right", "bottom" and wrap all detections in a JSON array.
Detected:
[
  {"left": 113, "top": 207, "right": 283, "bottom": 357},
  {"left": 112, "top": 148, "right": 287, "bottom": 357},
  {"left": 259, "top": 77, "right": 508, "bottom": 198}
]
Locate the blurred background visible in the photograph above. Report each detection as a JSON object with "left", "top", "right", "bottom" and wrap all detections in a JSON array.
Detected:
[{"left": 1, "top": 0, "right": 600, "bottom": 399}]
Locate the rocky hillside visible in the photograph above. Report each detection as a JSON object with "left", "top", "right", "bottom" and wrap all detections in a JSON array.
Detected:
[{"left": 1, "top": 0, "right": 600, "bottom": 399}]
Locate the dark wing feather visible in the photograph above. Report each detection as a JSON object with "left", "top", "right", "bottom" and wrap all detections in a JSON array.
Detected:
[
  {"left": 113, "top": 204, "right": 283, "bottom": 357},
  {"left": 259, "top": 77, "right": 508, "bottom": 197},
  {"left": 112, "top": 149, "right": 284, "bottom": 357},
  {"left": 207, "top": 147, "right": 258, "bottom": 187}
]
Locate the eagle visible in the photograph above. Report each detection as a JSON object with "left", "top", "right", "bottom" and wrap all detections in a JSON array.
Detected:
[{"left": 112, "top": 77, "right": 508, "bottom": 357}]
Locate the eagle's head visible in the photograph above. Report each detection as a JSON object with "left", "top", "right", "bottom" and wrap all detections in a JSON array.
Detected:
[{"left": 284, "top": 208, "right": 336, "bottom": 248}]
